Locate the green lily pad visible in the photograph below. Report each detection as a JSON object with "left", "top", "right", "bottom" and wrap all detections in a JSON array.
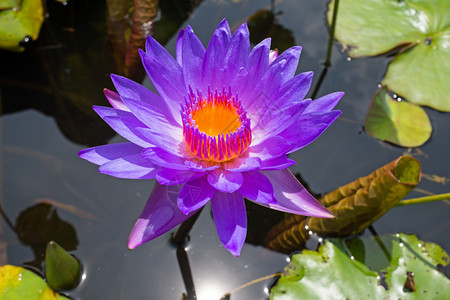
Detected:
[
  {"left": 0, "top": 265, "right": 70, "bottom": 300},
  {"left": 328, "top": 0, "right": 450, "bottom": 112},
  {"left": 0, "top": 0, "right": 44, "bottom": 51},
  {"left": 382, "top": 31, "right": 450, "bottom": 112},
  {"left": 365, "top": 87, "right": 432, "bottom": 147},
  {"left": 270, "top": 234, "right": 450, "bottom": 299},
  {"left": 0, "top": 0, "right": 20, "bottom": 10}
]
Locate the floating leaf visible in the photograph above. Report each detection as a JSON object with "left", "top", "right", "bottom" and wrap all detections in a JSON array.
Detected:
[
  {"left": 327, "top": 0, "right": 450, "bottom": 112},
  {"left": 0, "top": 0, "right": 44, "bottom": 51},
  {"left": 0, "top": 0, "right": 20, "bottom": 10},
  {"left": 265, "top": 156, "right": 420, "bottom": 253},
  {"left": 382, "top": 31, "right": 450, "bottom": 112},
  {"left": 270, "top": 234, "right": 450, "bottom": 300},
  {"left": 45, "top": 241, "right": 81, "bottom": 291},
  {"left": 365, "top": 87, "right": 432, "bottom": 147},
  {"left": 0, "top": 265, "right": 69, "bottom": 300}
]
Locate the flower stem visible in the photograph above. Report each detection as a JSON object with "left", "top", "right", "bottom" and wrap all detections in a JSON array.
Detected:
[
  {"left": 395, "top": 193, "right": 450, "bottom": 207},
  {"left": 311, "top": 0, "right": 340, "bottom": 98},
  {"left": 170, "top": 207, "right": 204, "bottom": 246},
  {"left": 325, "top": 0, "right": 340, "bottom": 67}
]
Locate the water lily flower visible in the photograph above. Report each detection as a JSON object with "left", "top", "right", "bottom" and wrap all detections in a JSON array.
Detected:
[{"left": 79, "top": 19, "right": 343, "bottom": 256}]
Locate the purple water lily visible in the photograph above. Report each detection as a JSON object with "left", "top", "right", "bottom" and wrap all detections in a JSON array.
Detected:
[{"left": 79, "top": 19, "right": 343, "bottom": 256}]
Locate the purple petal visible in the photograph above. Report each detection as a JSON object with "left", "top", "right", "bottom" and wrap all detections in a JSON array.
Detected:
[
  {"left": 103, "top": 88, "right": 129, "bottom": 111},
  {"left": 244, "top": 49, "right": 301, "bottom": 120},
  {"left": 176, "top": 29, "right": 184, "bottom": 65},
  {"left": 260, "top": 156, "right": 296, "bottom": 170},
  {"left": 119, "top": 95, "right": 182, "bottom": 136},
  {"left": 99, "top": 153, "right": 159, "bottom": 179},
  {"left": 142, "top": 147, "right": 189, "bottom": 170},
  {"left": 93, "top": 106, "right": 154, "bottom": 148},
  {"left": 261, "top": 169, "right": 333, "bottom": 218},
  {"left": 110, "top": 74, "right": 180, "bottom": 125},
  {"left": 202, "top": 19, "right": 231, "bottom": 89},
  {"left": 156, "top": 168, "right": 205, "bottom": 185},
  {"left": 207, "top": 169, "right": 243, "bottom": 193},
  {"left": 184, "top": 159, "right": 220, "bottom": 172},
  {"left": 140, "top": 42, "right": 185, "bottom": 117},
  {"left": 304, "top": 92, "right": 344, "bottom": 114},
  {"left": 79, "top": 143, "right": 143, "bottom": 165},
  {"left": 128, "top": 183, "right": 195, "bottom": 249},
  {"left": 270, "top": 46, "right": 302, "bottom": 81},
  {"left": 177, "top": 176, "right": 216, "bottom": 214},
  {"left": 238, "top": 171, "right": 276, "bottom": 205},
  {"left": 235, "top": 38, "right": 270, "bottom": 100},
  {"left": 252, "top": 100, "right": 311, "bottom": 143},
  {"left": 182, "top": 26, "right": 206, "bottom": 92},
  {"left": 224, "top": 23, "right": 250, "bottom": 82},
  {"left": 222, "top": 156, "right": 262, "bottom": 172},
  {"left": 280, "top": 110, "right": 341, "bottom": 153},
  {"left": 211, "top": 191, "right": 247, "bottom": 256},
  {"left": 247, "top": 136, "right": 291, "bottom": 161}
]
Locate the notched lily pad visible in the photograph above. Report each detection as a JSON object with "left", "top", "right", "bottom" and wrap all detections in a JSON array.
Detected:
[
  {"left": 328, "top": 0, "right": 450, "bottom": 112},
  {"left": 0, "top": 265, "right": 70, "bottom": 300},
  {"left": 365, "top": 87, "right": 432, "bottom": 147},
  {"left": 270, "top": 234, "right": 450, "bottom": 300}
]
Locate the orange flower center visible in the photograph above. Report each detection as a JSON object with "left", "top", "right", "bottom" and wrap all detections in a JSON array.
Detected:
[
  {"left": 182, "top": 88, "right": 251, "bottom": 162},
  {"left": 192, "top": 101, "right": 242, "bottom": 136}
]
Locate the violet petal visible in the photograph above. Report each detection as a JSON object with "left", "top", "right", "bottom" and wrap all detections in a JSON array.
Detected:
[
  {"left": 99, "top": 153, "right": 159, "bottom": 179},
  {"left": 79, "top": 143, "right": 143, "bottom": 166},
  {"left": 93, "top": 106, "right": 154, "bottom": 148},
  {"left": 222, "top": 156, "right": 262, "bottom": 172},
  {"left": 211, "top": 191, "right": 247, "bottom": 257},
  {"left": 177, "top": 176, "right": 216, "bottom": 214},
  {"left": 261, "top": 169, "right": 333, "bottom": 218},
  {"left": 207, "top": 169, "right": 243, "bottom": 193},
  {"left": 128, "top": 183, "right": 195, "bottom": 249},
  {"left": 111, "top": 74, "right": 180, "bottom": 125},
  {"left": 182, "top": 26, "right": 206, "bottom": 92},
  {"left": 156, "top": 168, "right": 205, "bottom": 185},
  {"left": 281, "top": 110, "right": 342, "bottom": 153},
  {"left": 224, "top": 23, "right": 250, "bottom": 82},
  {"left": 202, "top": 19, "right": 231, "bottom": 90},
  {"left": 238, "top": 171, "right": 276, "bottom": 205}
]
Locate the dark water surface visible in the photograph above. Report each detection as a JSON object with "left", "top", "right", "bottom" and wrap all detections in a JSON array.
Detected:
[{"left": 1, "top": 0, "right": 449, "bottom": 299}]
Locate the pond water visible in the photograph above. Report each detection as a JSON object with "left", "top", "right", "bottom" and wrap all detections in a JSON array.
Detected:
[{"left": 1, "top": 0, "right": 449, "bottom": 299}]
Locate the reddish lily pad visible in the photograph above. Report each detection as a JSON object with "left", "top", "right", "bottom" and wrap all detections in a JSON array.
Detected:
[{"left": 365, "top": 87, "right": 432, "bottom": 147}]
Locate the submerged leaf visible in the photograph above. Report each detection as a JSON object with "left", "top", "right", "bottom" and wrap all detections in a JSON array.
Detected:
[
  {"left": 45, "top": 241, "right": 81, "bottom": 290},
  {"left": 365, "top": 87, "right": 432, "bottom": 147},
  {"left": 270, "top": 234, "right": 450, "bottom": 299},
  {"left": 265, "top": 156, "right": 420, "bottom": 253},
  {"left": 0, "top": 265, "right": 69, "bottom": 300}
]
